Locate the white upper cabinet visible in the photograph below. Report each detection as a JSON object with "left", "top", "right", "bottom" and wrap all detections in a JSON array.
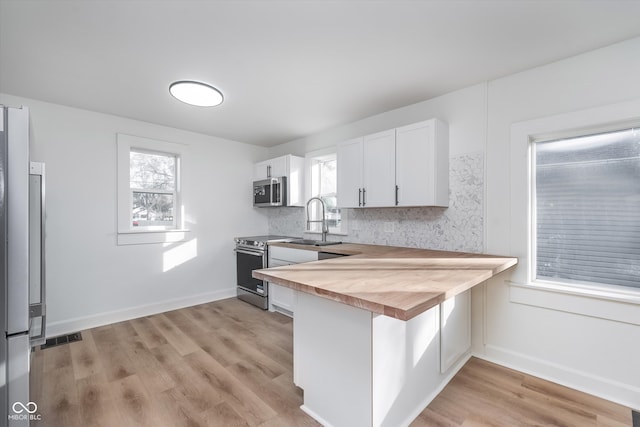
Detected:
[
  {"left": 253, "top": 154, "right": 305, "bottom": 206},
  {"left": 337, "top": 130, "right": 395, "bottom": 208},
  {"left": 336, "top": 137, "right": 363, "bottom": 208},
  {"left": 395, "top": 119, "right": 449, "bottom": 207},
  {"left": 337, "top": 119, "right": 449, "bottom": 208},
  {"left": 253, "top": 155, "right": 288, "bottom": 180},
  {"left": 363, "top": 129, "right": 396, "bottom": 207}
]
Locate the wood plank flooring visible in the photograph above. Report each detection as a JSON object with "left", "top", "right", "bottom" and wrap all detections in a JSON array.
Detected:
[{"left": 30, "top": 298, "right": 633, "bottom": 426}]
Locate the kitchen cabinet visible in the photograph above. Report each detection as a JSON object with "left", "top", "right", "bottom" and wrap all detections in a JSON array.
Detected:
[
  {"left": 440, "top": 289, "right": 470, "bottom": 373},
  {"left": 255, "top": 243, "right": 516, "bottom": 426},
  {"left": 337, "top": 129, "right": 396, "bottom": 208},
  {"left": 254, "top": 155, "right": 287, "bottom": 180},
  {"left": 336, "top": 137, "right": 363, "bottom": 208},
  {"left": 268, "top": 246, "right": 318, "bottom": 317},
  {"left": 363, "top": 129, "right": 396, "bottom": 207},
  {"left": 294, "top": 288, "right": 470, "bottom": 427},
  {"left": 336, "top": 119, "right": 449, "bottom": 208},
  {"left": 396, "top": 119, "right": 449, "bottom": 207},
  {"left": 253, "top": 154, "right": 305, "bottom": 207}
]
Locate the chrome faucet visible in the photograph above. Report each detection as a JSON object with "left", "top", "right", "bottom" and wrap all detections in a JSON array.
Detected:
[{"left": 306, "top": 197, "right": 328, "bottom": 242}]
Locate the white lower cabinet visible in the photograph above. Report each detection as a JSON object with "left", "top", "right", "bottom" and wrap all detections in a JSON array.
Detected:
[
  {"left": 269, "top": 283, "right": 296, "bottom": 317},
  {"left": 268, "top": 246, "right": 317, "bottom": 317},
  {"left": 294, "top": 289, "right": 471, "bottom": 427},
  {"left": 440, "top": 288, "right": 471, "bottom": 373}
]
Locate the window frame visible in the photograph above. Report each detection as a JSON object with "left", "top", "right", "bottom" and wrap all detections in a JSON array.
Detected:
[
  {"left": 117, "top": 134, "right": 189, "bottom": 245},
  {"left": 305, "top": 148, "right": 347, "bottom": 236},
  {"left": 508, "top": 99, "right": 640, "bottom": 325}
]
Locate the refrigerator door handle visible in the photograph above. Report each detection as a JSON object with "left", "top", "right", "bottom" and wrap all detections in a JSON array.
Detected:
[{"left": 29, "top": 161, "right": 46, "bottom": 346}]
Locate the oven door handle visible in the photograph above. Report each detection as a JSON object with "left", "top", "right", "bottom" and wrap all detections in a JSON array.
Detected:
[{"left": 234, "top": 248, "right": 264, "bottom": 257}]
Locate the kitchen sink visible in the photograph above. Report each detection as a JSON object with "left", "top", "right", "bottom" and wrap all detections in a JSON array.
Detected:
[{"left": 289, "top": 239, "right": 342, "bottom": 246}]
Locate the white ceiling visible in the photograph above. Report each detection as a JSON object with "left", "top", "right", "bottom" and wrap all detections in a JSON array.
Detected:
[{"left": 2, "top": 1, "right": 640, "bottom": 147}]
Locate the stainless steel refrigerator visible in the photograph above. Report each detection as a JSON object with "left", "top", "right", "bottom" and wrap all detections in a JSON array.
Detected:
[{"left": 1, "top": 105, "right": 46, "bottom": 426}]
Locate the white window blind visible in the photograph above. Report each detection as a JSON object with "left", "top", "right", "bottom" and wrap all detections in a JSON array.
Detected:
[{"left": 533, "top": 127, "right": 640, "bottom": 289}]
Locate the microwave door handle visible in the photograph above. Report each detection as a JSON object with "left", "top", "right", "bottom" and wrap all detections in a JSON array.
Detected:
[
  {"left": 271, "top": 177, "right": 278, "bottom": 206},
  {"left": 269, "top": 178, "right": 274, "bottom": 205}
]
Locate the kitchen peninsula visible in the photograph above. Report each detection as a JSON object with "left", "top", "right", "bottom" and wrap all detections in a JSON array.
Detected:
[{"left": 253, "top": 243, "right": 517, "bottom": 427}]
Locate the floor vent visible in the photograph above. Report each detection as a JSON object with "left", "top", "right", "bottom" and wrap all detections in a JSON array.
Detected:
[{"left": 40, "top": 332, "right": 82, "bottom": 350}]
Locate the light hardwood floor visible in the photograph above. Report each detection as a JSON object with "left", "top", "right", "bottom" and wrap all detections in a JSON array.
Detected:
[{"left": 30, "top": 298, "right": 633, "bottom": 427}]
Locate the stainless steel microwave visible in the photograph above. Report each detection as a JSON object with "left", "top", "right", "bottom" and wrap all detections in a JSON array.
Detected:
[{"left": 253, "top": 177, "right": 287, "bottom": 207}]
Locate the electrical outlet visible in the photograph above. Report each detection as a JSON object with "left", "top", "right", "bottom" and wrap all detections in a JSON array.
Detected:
[{"left": 384, "top": 222, "right": 394, "bottom": 233}]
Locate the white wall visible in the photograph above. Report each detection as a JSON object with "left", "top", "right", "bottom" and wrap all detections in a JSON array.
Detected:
[
  {"left": 269, "top": 83, "right": 486, "bottom": 158},
  {"left": 0, "top": 93, "right": 269, "bottom": 336},
  {"left": 481, "top": 37, "right": 640, "bottom": 409}
]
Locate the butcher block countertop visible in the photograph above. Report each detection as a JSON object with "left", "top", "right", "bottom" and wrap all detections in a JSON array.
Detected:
[{"left": 253, "top": 242, "right": 517, "bottom": 321}]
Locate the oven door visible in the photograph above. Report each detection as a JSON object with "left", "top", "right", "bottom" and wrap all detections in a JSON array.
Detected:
[{"left": 235, "top": 247, "right": 268, "bottom": 296}]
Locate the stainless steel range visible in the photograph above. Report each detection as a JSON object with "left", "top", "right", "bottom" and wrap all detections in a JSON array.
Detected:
[{"left": 234, "top": 235, "right": 297, "bottom": 309}]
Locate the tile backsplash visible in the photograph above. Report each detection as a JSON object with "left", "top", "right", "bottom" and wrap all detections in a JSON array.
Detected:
[{"left": 266, "top": 152, "right": 484, "bottom": 253}]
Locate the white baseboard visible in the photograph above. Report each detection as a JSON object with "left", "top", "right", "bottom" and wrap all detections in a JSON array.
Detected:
[
  {"left": 45, "top": 288, "right": 236, "bottom": 337},
  {"left": 300, "top": 405, "right": 335, "bottom": 427},
  {"left": 400, "top": 351, "right": 473, "bottom": 427},
  {"left": 479, "top": 345, "right": 640, "bottom": 411}
]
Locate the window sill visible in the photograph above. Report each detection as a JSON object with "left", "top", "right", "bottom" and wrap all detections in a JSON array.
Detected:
[
  {"left": 117, "top": 229, "right": 190, "bottom": 246},
  {"left": 508, "top": 280, "right": 640, "bottom": 326}
]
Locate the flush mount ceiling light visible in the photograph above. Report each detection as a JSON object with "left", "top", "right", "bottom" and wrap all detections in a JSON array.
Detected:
[{"left": 169, "top": 80, "right": 224, "bottom": 107}]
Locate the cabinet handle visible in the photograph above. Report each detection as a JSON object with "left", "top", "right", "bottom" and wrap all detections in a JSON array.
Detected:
[
  {"left": 358, "top": 188, "right": 362, "bottom": 206},
  {"left": 362, "top": 188, "right": 366, "bottom": 206},
  {"left": 267, "top": 164, "right": 271, "bottom": 178},
  {"left": 395, "top": 185, "right": 399, "bottom": 206}
]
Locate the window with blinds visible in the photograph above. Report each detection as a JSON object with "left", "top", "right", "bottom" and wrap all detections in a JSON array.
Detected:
[{"left": 533, "top": 127, "right": 640, "bottom": 289}]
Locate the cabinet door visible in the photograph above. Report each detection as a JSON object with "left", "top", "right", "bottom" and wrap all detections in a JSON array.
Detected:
[
  {"left": 253, "top": 156, "right": 289, "bottom": 180},
  {"left": 269, "top": 246, "right": 318, "bottom": 264},
  {"left": 269, "top": 283, "right": 295, "bottom": 317},
  {"left": 363, "top": 129, "right": 396, "bottom": 207},
  {"left": 337, "top": 137, "right": 363, "bottom": 208},
  {"left": 440, "top": 290, "right": 470, "bottom": 373},
  {"left": 396, "top": 119, "right": 449, "bottom": 207},
  {"left": 268, "top": 246, "right": 318, "bottom": 317},
  {"left": 268, "top": 155, "right": 289, "bottom": 178},
  {"left": 253, "top": 160, "right": 271, "bottom": 180}
]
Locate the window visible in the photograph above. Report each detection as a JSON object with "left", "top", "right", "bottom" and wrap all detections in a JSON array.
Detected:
[
  {"left": 509, "top": 101, "right": 640, "bottom": 324},
  {"left": 130, "top": 149, "right": 177, "bottom": 229},
  {"left": 533, "top": 127, "right": 640, "bottom": 289},
  {"left": 117, "top": 134, "right": 187, "bottom": 245},
  {"left": 306, "top": 151, "right": 346, "bottom": 234}
]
